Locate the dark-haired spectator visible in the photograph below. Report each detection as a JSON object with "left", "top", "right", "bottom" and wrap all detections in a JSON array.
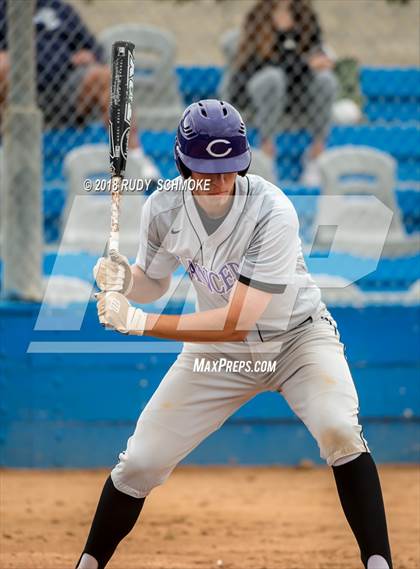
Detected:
[
  {"left": 0, "top": 0, "right": 113, "bottom": 129},
  {"left": 227, "top": 0, "right": 337, "bottom": 184}
]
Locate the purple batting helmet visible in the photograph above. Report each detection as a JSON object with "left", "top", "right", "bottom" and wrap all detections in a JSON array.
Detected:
[{"left": 175, "top": 99, "right": 252, "bottom": 178}]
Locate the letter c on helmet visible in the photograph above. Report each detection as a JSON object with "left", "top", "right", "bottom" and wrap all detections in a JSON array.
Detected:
[{"left": 206, "top": 139, "right": 232, "bottom": 158}]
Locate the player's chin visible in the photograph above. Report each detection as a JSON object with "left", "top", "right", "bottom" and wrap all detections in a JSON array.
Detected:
[{"left": 207, "top": 189, "right": 230, "bottom": 197}]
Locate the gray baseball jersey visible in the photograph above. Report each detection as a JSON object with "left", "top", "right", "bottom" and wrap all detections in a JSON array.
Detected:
[{"left": 135, "top": 174, "right": 324, "bottom": 345}]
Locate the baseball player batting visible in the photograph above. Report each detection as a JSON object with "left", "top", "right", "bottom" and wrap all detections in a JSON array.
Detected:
[{"left": 76, "top": 100, "right": 392, "bottom": 569}]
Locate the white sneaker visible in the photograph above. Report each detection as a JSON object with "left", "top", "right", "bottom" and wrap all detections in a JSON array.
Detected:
[
  {"left": 77, "top": 553, "right": 98, "bottom": 569},
  {"left": 300, "top": 157, "right": 321, "bottom": 187},
  {"left": 367, "top": 555, "right": 390, "bottom": 569}
]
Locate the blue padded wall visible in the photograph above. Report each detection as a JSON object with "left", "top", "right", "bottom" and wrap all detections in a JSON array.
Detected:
[{"left": 1, "top": 302, "right": 419, "bottom": 467}]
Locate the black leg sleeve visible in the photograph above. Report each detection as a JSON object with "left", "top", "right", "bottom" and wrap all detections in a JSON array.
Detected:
[
  {"left": 76, "top": 475, "right": 145, "bottom": 569},
  {"left": 332, "top": 453, "right": 392, "bottom": 569}
]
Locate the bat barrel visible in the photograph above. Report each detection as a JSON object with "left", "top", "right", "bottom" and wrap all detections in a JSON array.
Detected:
[
  {"left": 109, "top": 41, "right": 135, "bottom": 179},
  {"left": 108, "top": 41, "right": 135, "bottom": 254}
]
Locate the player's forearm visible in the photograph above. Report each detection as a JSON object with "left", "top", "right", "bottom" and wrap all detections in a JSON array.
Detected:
[
  {"left": 140, "top": 309, "right": 248, "bottom": 342},
  {"left": 127, "top": 278, "right": 167, "bottom": 304},
  {"left": 127, "top": 265, "right": 170, "bottom": 304}
]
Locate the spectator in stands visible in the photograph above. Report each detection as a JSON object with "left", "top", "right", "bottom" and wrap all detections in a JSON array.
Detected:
[
  {"left": 227, "top": 0, "right": 337, "bottom": 185},
  {"left": 0, "top": 0, "right": 158, "bottom": 177},
  {"left": 0, "top": 0, "right": 111, "bottom": 128}
]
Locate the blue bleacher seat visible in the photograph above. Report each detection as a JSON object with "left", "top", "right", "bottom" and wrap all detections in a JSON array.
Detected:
[
  {"left": 139, "top": 130, "right": 176, "bottom": 179},
  {"left": 360, "top": 67, "right": 420, "bottom": 98},
  {"left": 356, "top": 255, "right": 420, "bottom": 291},
  {"left": 328, "top": 125, "right": 419, "bottom": 158},
  {"left": 43, "top": 123, "right": 107, "bottom": 159},
  {"left": 396, "top": 188, "right": 420, "bottom": 234},
  {"left": 364, "top": 102, "right": 420, "bottom": 123},
  {"left": 43, "top": 123, "right": 108, "bottom": 186},
  {"left": 273, "top": 131, "right": 312, "bottom": 180},
  {"left": 328, "top": 125, "right": 420, "bottom": 182},
  {"left": 176, "top": 66, "right": 223, "bottom": 106},
  {"left": 273, "top": 126, "right": 420, "bottom": 183},
  {"left": 360, "top": 67, "right": 420, "bottom": 123},
  {"left": 140, "top": 130, "right": 175, "bottom": 159}
]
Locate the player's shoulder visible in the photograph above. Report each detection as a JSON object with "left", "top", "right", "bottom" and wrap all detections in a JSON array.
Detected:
[
  {"left": 144, "top": 177, "right": 185, "bottom": 220},
  {"left": 245, "top": 174, "right": 298, "bottom": 223},
  {"left": 246, "top": 174, "right": 290, "bottom": 203}
]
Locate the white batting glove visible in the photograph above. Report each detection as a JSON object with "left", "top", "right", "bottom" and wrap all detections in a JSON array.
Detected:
[
  {"left": 93, "top": 249, "right": 133, "bottom": 295},
  {"left": 97, "top": 291, "right": 147, "bottom": 335}
]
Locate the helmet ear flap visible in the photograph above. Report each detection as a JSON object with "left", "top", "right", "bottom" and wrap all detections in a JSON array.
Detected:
[
  {"left": 238, "top": 149, "right": 252, "bottom": 176},
  {"left": 178, "top": 158, "right": 191, "bottom": 179},
  {"left": 174, "top": 140, "right": 192, "bottom": 178}
]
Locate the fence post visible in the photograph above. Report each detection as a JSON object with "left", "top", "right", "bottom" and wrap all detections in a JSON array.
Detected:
[{"left": 1, "top": 0, "right": 43, "bottom": 300}]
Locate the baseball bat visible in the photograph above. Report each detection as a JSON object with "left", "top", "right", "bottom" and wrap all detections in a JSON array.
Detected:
[{"left": 108, "top": 40, "right": 135, "bottom": 252}]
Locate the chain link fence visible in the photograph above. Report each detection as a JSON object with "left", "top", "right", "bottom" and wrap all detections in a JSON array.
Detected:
[{"left": 0, "top": 0, "right": 419, "bottom": 300}]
